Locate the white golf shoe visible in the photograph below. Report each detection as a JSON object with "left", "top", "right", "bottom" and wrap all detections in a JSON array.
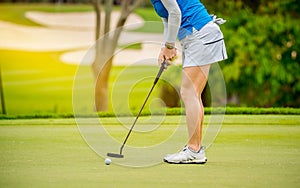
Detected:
[{"left": 163, "top": 146, "right": 207, "bottom": 164}]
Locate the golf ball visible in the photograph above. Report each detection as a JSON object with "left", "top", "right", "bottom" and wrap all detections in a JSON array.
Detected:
[{"left": 105, "top": 158, "right": 112, "bottom": 165}]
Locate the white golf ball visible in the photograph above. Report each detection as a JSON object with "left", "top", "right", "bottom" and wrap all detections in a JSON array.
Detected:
[{"left": 105, "top": 158, "right": 112, "bottom": 165}]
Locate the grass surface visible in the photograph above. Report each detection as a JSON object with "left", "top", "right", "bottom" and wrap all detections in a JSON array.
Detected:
[
  {"left": 1, "top": 49, "right": 162, "bottom": 115},
  {"left": 1, "top": 50, "right": 78, "bottom": 114},
  {"left": 0, "top": 115, "right": 299, "bottom": 188},
  {"left": 133, "top": 7, "right": 163, "bottom": 33}
]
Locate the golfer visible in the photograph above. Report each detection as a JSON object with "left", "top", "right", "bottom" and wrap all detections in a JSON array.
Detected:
[{"left": 151, "top": 0, "right": 227, "bottom": 164}]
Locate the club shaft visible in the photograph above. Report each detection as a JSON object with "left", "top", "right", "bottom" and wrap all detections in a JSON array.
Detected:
[
  {"left": 119, "top": 83, "right": 156, "bottom": 154},
  {"left": 119, "top": 61, "right": 166, "bottom": 155}
]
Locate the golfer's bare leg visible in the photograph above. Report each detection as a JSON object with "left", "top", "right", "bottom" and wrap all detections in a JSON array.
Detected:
[{"left": 181, "top": 65, "right": 210, "bottom": 152}]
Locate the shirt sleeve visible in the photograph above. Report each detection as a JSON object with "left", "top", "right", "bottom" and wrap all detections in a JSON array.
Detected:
[
  {"left": 160, "top": 0, "right": 181, "bottom": 44},
  {"left": 162, "top": 18, "right": 168, "bottom": 42}
]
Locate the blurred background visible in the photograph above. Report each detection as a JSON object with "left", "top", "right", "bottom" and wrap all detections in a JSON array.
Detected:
[{"left": 0, "top": 0, "right": 299, "bottom": 116}]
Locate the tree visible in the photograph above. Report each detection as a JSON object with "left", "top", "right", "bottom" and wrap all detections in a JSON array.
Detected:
[{"left": 91, "top": 0, "right": 141, "bottom": 111}]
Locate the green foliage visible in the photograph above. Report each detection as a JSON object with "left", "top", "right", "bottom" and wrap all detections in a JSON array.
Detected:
[{"left": 222, "top": 6, "right": 300, "bottom": 107}]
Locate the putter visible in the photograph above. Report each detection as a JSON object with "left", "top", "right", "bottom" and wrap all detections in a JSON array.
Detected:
[{"left": 107, "top": 60, "right": 167, "bottom": 158}]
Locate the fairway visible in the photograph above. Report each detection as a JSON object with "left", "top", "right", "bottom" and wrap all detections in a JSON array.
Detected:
[{"left": 0, "top": 115, "right": 299, "bottom": 188}]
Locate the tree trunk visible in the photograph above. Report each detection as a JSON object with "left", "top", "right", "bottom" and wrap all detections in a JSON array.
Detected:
[
  {"left": 92, "top": 0, "right": 142, "bottom": 112},
  {"left": 93, "top": 56, "right": 113, "bottom": 111},
  {"left": 92, "top": 0, "right": 102, "bottom": 40},
  {"left": 104, "top": 0, "right": 113, "bottom": 34},
  {"left": 92, "top": 36, "right": 114, "bottom": 111}
]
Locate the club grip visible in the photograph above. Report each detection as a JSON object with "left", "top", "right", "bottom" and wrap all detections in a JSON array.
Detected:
[{"left": 154, "top": 60, "right": 166, "bottom": 85}]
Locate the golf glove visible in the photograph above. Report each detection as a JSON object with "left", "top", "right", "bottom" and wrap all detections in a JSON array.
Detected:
[{"left": 211, "top": 14, "right": 226, "bottom": 25}]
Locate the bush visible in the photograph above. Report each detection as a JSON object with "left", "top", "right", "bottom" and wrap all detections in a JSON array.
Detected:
[{"left": 222, "top": 9, "right": 300, "bottom": 107}]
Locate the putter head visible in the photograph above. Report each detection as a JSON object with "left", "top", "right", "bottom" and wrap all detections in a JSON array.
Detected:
[{"left": 107, "top": 152, "right": 124, "bottom": 158}]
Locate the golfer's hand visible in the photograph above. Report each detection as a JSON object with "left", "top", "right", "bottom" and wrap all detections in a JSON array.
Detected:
[{"left": 158, "top": 47, "right": 177, "bottom": 69}]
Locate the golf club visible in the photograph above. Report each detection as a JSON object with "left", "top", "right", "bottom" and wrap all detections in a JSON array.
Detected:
[{"left": 107, "top": 60, "right": 167, "bottom": 158}]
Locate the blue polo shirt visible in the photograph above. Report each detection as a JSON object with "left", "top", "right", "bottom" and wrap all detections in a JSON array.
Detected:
[{"left": 151, "top": 0, "right": 212, "bottom": 40}]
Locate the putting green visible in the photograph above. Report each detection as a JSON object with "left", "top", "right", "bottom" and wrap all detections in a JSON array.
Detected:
[{"left": 0, "top": 115, "right": 299, "bottom": 187}]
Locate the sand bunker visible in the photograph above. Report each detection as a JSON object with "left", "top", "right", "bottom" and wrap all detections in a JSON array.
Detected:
[
  {"left": 0, "top": 11, "right": 181, "bottom": 65},
  {"left": 25, "top": 11, "right": 144, "bottom": 31},
  {"left": 0, "top": 20, "right": 93, "bottom": 51}
]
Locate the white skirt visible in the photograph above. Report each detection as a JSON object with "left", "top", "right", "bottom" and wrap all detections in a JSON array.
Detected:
[{"left": 180, "top": 21, "right": 228, "bottom": 68}]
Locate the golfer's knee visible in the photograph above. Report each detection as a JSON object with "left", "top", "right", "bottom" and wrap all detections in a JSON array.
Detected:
[{"left": 180, "top": 87, "right": 198, "bottom": 102}]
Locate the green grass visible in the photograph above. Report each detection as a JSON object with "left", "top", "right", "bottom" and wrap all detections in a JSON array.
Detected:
[
  {"left": 133, "top": 7, "right": 163, "bottom": 33},
  {"left": 0, "top": 107, "right": 300, "bottom": 120},
  {"left": 119, "top": 43, "right": 142, "bottom": 50},
  {"left": 1, "top": 50, "right": 78, "bottom": 114},
  {"left": 0, "top": 115, "right": 299, "bottom": 187},
  {"left": 1, "top": 49, "right": 161, "bottom": 115}
]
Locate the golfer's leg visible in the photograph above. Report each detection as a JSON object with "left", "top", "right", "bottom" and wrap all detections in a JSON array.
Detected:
[{"left": 181, "top": 65, "right": 210, "bottom": 152}]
